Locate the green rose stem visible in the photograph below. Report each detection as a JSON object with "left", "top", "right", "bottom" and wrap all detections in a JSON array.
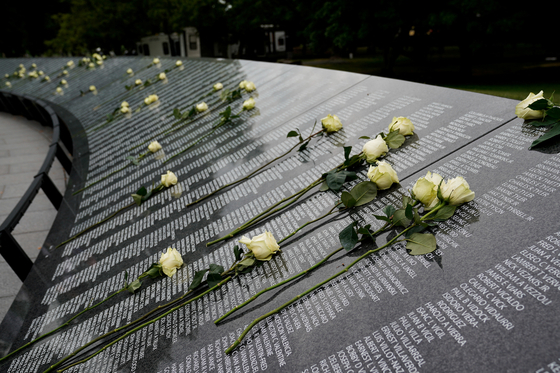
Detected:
[
  {"left": 72, "top": 150, "right": 151, "bottom": 195},
  {"left": 41, "top": 247, "right": 263, "bottom": 371},
  {"left": 0, "top": 265, "right": 164, "bottom": 364},
  {"left": 129, "top": 91, "right": 241, "bottom": 152},
  {"left": 58, "top": 182, "right": 167, "bottom": 248},
  {"left": 214, "top": 219, "right": 390, "bottom": 324},
  {"left": 224, "top": 204, "right": 445, "bottom": 354},
  {"left": 186, "top": 130, "right": 324, "bottom": 207},
  {"left": 0, "top": 289, "right": 124, "bottom": 364},
  {"left": 163, "top": 109, "right": 245, "bottom": 164},
  {"left": 44, "top": 276, "right": 233, "bottom": 373},
  {"left": 206, "top": 152, "right": 364, "bottom": 247}
]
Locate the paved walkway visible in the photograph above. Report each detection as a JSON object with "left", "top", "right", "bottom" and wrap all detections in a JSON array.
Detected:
[{"left": 0, "top": 112, "right": 67, "bottom": 322}]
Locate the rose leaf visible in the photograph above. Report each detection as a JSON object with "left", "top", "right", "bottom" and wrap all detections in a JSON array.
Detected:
[
  {"left": 350, "top": 181, "right": 377, "bottom": 206},
  {"left": 339, "top": 222, "right": 359, "bottom": 251},
  {"left": 406, "top": 233, "right": 437, "bottom": 255}
]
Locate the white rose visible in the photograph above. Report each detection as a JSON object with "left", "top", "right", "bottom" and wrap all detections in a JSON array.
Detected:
[
  {"left": 88, "top": 63, "right": 95, "bottom": 68},
  {"left": 159, "top": 248, "right": 183, "bottom": 277},
  {"left": 148, "top": 141, "right": 162, "bottom": 153},
  {"left": 244, "top": 81, "right": 256, "bottom": 92},
  {"left": 367, "top": 161, "right": 399, "bottom": 190},
  {"left": 89, "top": 85, "right": 96, "bottom": 91},
  {"left": 412, "top": 171, "right": 443, "bottom": 210},
  {"left": 96, "top": 60, "right": 103, "bottom": 65},
  {"left": 38, "top": 71, "right": 44, "bottom": 76},
  {"left": 135, "top": 79, "right": 142, "bottom": 85},
  {"left": 242, "top": 97, "right": 256, "bottom": 111},
  {"left": 61, "top": 79, "right": 67, "bottom": 85},
  {"left": 196, "top": 102, "right": 208, "bottom": 112},
  {"left": 31, "top": 63, "right": 37, "bottom": 68},
  {"left": 161, "top": 170, "right": 178, "bottom": 187},
  {"left": 5, "top": 82, "right": 11, "bottom": 88},
  {"left": 44, "top": 76, "right": 50, "bottom": 82},
  {"left": 153, "top": 58, "right": 160, "bottom": 64},
  {"left": 4, "top": 74, "right": 8, "bottom": 78},
  {"left": 120, "top": 106, "right": 130, "bottom": 114},
  {"left": 239, "top": 232, "right": 280, "bottom": 261},
  {"left": 362, "top": 135, "right": 388, "bottom": 163},
  {"left": 239, "top": 80, "right": 248, "bottom": 89},
  {"left": 515, "top": 91, "right": 546, "bottom": 120},
  {"left": 321, "top": 114, "right": 343, "bottom": 133},
  {"left": 144, "top": 94, "right": 159, "bottom": 105},
  {"left": 213, "top": 82, "right": 223, "bottom": 91},
  {"left": 121, "top": 101, "right": 129, "bottom": 108},
  {"left": 441, "top": 176, "right": 475, "bottom": 206},
  {"left": 56, "top": 87, "right": 62, "bottom": 93},
  {"left": 127, "top": 68, "right": 133, "bottom": 74},
  {"left": 159, "top": 72, "right": 166, "bottom": 80},
  {"left": 67, "top": 60, "right": 74, "bottom": 67},
  {"left": 63, "top": 70, "right": 68, "bottom": 75},
  {"left": 388, "top": 116, "right": 414, "bottom": 136},
  {"left": 176, "top": 60, "right": 182, "bottom": 66}
]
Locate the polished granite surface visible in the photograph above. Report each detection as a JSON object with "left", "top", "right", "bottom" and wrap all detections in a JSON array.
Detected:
[{"left": 1, "top": 57, "right": 559, "bottom": 372}]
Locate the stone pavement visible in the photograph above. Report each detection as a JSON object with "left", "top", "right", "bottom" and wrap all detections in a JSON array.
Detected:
[{"left": 0, "top": 112, "right": 67, "bottom": 322}]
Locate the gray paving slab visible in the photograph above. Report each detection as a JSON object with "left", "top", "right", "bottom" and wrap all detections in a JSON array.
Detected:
[{"left": 0, "top": 111, "right": 66, "bottom": 323}]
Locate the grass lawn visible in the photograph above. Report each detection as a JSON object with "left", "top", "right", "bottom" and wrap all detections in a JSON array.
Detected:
[{"left": 299, "top": 52, "right": 560, "bottom": 104}]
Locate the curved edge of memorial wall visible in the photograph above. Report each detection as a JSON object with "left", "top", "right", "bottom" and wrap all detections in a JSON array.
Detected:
[{"left": 0, "top": 89, "right": 88, "bottom": 354}]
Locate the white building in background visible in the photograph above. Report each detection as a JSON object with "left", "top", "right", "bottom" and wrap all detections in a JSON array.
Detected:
[{"left": 137, "top": 27, "right": 201, "bottom": 58}]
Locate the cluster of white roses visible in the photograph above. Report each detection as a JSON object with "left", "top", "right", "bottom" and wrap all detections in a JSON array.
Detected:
[
  {"left": 144, "top": 94, "right": 159, "bottom": 105},
  {"left": 239, "top": 80, "right": 256, "bottom": 92},
  {"left": 413, "top": 171, "right": 475, "bottom": 209},
  {"left": 120, "top": 101, "right": 130, "bottom": 114}
]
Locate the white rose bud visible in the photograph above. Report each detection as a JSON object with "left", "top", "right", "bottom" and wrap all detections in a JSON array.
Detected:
[
  {"left": 120, "top": 106, "right": 130, "bottom": 114},
  {"left": 242, "top": 97, "right": 256, "bottom": 111},
  {"left": 441, "top": 176, "right": 475, "bottom": 206},
  {"left": 144, "top": 97, "right": 151, "bottom": 105},
  {"left": 127, "top": 68, "right": 133, "bottom": 74},
  {"left": 44, "top": 76, "right": 50, "bottom": 82},
  {"left": 367, "top": 161, "right": 399, "bottom": 190},
  {"left": 38, "top": 71, "right": 44, "bottom": 76},
  {"left": 63, "top": 70, "right": 68, "bottom": 75},
  {"left": 362, "top": 135, "right": 389, "bottom": 163},
  {"left": 56, "top": 87, "right": 63, "bottom": 93},
  {"left": 159, "top": 72, "right": 166, "bottom": 80},
  {"left": 5, "top": 82, "right": 11, "bottom": 88},
  {"left": 239, "top": 231, "right": 280, "bottom": 261},
  {"left": 244, "top": 81, "right": 256, "bottom": 92},
  {"left": 153, "top": 58, "right": 160, "bottom": 64},
  {"left": 196, "top": 102, "right": 208, "bottom": 112},
  {"left": 67, "top": 60, "right": 74, "bottom": 67},
  {"left": 213, "top": 82, "right": 223, "bottom": 91},
  {"left": 239, "top": 80, "right": 248, "bottom": 89},
  {"left": 412, "top": 171, "right": 443, "bottom": 210},
  {"left": 121, "top": 101, "right": 129, "bottom": 108},
  {"left": 176, "top": 60, "right": 182, "bottom": 66},
  {"left": 135, "top": 79, "right": 142, "bottom": 86},
  {"left": 148, "top": 141, "right": 162, "bottom": 153},
  {"left": 321, "top": 114, "right": 343, "bottom": 133},
  {"left": 388, "top": 116, "right": 414, "bottom": 136},
  {"left": 89, "top": 85, "right": 96, "bottom": 92},
  {"left": 515, "top": 91, "right": 546, "bottom": 120},
  {"left": 88, "top": 62, "right": 95, "bottom": 68},
  {"left": 61, "top": 79, "right": 67, "bottom": 85},
  {"left": 31, "top": 63, "right": 37, "bottom": 68},
  {"left": 159, "top": 248, "right": 183, "bottom": 277},
  {"left": 161, "top": 170, "right": 178, "bottom": 187}
]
